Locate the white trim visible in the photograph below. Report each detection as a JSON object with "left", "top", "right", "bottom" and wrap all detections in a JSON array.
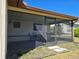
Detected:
[{"left": 0, "top": 0, "right": 7, "bottom": 59}]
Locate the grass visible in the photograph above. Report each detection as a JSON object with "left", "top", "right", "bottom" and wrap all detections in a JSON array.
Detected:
[
  {"left": 19, "top": 42, "right": 79, "bottom": 59},
  {"left": 19, "top": 37, "right": 79, "bottom": 59},
  {"left": 74, "top": 37, "right": 79, "bottom": 43},
  {"left": 59, "top": 42, "right": 79, "bottom": 51},
  {"left": 43, "top": 42, "right": 79, "bottom": 59},
  {"left": 43, "top": 49, "right": 79, "bottom": 59},
  {"left": 19, "top": 46, "right": 56, "bottom": 59}
]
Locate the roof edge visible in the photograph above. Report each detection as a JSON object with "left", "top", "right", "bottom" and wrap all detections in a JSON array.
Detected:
[
  {"left": 26, "top": 6, "right": 78, "bottom": 20},
  {"left": 8, "top": 5, "right": 78, "bottom": 20}
]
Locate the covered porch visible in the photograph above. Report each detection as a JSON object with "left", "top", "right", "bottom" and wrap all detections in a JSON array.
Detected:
[
  {"left": 7, "top": 6, "right": 77, "bottom": 59},
  {"left": 8, "top": 10, "right": 73, "bottom": 45}
]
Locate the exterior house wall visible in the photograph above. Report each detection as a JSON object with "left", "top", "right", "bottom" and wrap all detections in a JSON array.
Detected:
[
  {"left": 8, "top": 11, "right": 73, "bottom": 43},
  {"left": 8, "top": 20, "right": 33, "bottom": 42},
  {"left": 8, "top": 11, "right": 45, "bottom": 42},
  {"left": 8, "top": 20, "right": 33, "bottom": 35},
  {"left": 8, "top": 20, "right": 45, "bottom": 42}
]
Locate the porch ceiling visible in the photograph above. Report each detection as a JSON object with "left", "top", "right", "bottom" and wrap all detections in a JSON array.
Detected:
[
  {"left": 8, "top": 6, "right": 78, "bottom": 21},
  {"left": 8, "top": 10, "right": 45, "bottom": 22},
  {"left": 8, "top": 10, "right": 56, "bottom": 24}
]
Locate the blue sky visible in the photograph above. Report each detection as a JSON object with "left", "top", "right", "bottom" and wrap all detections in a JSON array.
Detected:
[{"left": 23, "top": 0, "right": 79, "bottom": 17}]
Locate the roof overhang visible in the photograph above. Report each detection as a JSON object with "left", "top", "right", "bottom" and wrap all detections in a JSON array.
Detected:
[{"left": 8, "top": 6, "right": 78, "bottom": 21}]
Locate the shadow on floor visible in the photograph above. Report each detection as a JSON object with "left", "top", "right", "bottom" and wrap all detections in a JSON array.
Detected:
[
  {"left": 7, "top": 38, "right": 71, "bottom": 59},
  {"left": 7, "top": 40, "right": 36, "bottom": 59}
]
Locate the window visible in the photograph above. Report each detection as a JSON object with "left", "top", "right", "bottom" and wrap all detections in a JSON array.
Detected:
[{"left": 13, "top": 22, "right": 21, "bottom": 28}]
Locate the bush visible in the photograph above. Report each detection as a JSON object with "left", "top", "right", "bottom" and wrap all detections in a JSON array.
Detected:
[{"left": 74, "top": 28, "right": 79, "bottom": 37}]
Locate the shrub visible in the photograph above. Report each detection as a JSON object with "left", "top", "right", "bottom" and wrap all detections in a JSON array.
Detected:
[{"left": 74, "top": 28, "right": 79, "bottom": 37}]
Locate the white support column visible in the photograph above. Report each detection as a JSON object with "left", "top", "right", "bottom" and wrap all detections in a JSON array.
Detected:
[
  {"left": 44, "top": 17, "right": 47, "bottom": 41},
  {"left": 0, "top": 0, "right": 7, "bottom": 59},
  {"left": 55, "top": 19, "right": 57, "bottom": 44},
  {"left": 71, "top": 21, "right": 74, "bottom": 41}
]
